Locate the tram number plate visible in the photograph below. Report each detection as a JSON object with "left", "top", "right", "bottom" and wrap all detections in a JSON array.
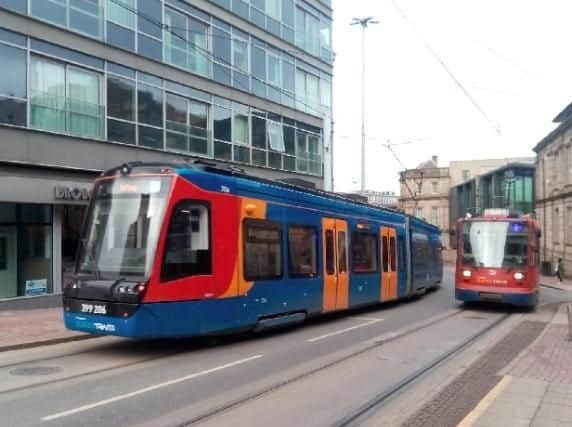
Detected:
[{"left": 80, "top": 303, "right": 107, "bottom": 315}]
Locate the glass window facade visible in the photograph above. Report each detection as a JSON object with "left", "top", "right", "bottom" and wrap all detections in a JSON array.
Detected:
[
  {"left": 0, "top": 15, "right": 325, "bottom": 176},
  {"left": 0, "top": 41, "right": 27, "bottom": 127},
  {"left": 10, "top": 1, "right": 333, "bottom": 117},
  {"left": 30, "top": 56, "right": 103, "bottom": 138}
]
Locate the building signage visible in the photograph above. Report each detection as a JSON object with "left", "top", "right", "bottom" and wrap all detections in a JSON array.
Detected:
[
  {"left": 25, "top": 279, "right": 48, "bottom": 296},
  {"left": 54, "top": 186, "right": 91, "bottom": 201}
]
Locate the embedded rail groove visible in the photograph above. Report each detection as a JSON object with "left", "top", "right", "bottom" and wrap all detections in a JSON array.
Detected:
[
  {"left": 178, "top": 308, "right": 465, "bottom": 426},
  {"left": 332, "top": 313, "right": 511, "bottom": 427}
]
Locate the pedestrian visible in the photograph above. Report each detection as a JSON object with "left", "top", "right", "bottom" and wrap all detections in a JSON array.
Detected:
[{"left": 555, "top": 258, "right": 563, "bottom": 283}]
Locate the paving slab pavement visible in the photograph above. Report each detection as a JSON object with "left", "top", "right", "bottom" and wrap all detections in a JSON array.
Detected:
[
  {"left": 0, "top": 307, "right": 94, "bottom": 352},
  {"left": 458, "top": 304, "right": 572, "bottom": 427}
]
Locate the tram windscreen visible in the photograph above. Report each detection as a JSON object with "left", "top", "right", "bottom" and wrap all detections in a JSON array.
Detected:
[
  {"left": 462, "top": 221, "right": 529, "bottom": 268},
  {"left": 76, "top": 177, "right": 171, "bottom": 278}
]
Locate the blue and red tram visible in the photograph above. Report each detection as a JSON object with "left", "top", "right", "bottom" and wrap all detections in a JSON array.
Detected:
[
  {"left": 64, "top": 162, "right": 443, "bottom": 338},
  {"left": 455, "top": 209, "right": 540, "bottom": 307}
]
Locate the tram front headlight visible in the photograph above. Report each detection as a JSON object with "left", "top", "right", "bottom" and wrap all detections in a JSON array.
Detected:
[
  {"left": 462, "top": 269, "right": 472, "bottom": 278},
  {"left": 513, "top": 272, "right": 525, "bottom": 281}
]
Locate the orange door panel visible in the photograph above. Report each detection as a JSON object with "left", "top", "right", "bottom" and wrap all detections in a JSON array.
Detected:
[
  {"left": 334, "top": 219, "right": 349, "bottom": 310},
  {"left": 322, "top": 218, "right": 337, "bottom": 312},
  {"left": 380, "top": 227, "right": 398, "bottom": 301},
  {"left": 388, "top": 228, "right": 398, "bottom": 299},
  {"left": 322, "top": 218, "right": 349, "bottom": 312}
]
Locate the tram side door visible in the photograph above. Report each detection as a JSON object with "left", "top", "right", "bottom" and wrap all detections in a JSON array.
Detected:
[
  {"left": 381, "top": 227, "right": 398, "bottom": 301},
  {"left": 322, "top": 218, "right": 349, "bottom": 312}
]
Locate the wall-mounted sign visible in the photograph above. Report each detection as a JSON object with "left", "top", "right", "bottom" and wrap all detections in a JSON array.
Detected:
[
  {"left": 54, "top": 186, "right": 90, "bottom": 201},
  {"left": 25, "top": 279, "right": 48, "bottom": 296}
]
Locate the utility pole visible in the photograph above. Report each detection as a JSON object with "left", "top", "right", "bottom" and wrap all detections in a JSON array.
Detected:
[{"left": 351, "top": 17, "right": 379, "bottom": 193}]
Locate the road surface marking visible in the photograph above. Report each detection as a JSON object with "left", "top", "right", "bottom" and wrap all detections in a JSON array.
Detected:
[
  {"left": 456, "top": 375, "right": 512, "bottom": 427},
  {"left": 351, "top": 316, "right": 384, "bottom": 322},
  {"left": 306, "top": 319, "right": 383, "bottom": 343},
  {"left": 41, "top": 354, "right": 263, "bottom": 422}
]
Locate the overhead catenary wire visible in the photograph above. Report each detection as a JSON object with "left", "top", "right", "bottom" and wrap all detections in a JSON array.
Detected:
[
  {"left": 391, "top": 0, "right": 501, "bottom": 135},
  {"left": 108, "top": 0, "right": 328, "bottom": 117}
]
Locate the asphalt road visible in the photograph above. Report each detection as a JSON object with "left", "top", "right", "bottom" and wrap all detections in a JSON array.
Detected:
[{"left": 0, "top": 266, "right": 565, "bottom": 427}]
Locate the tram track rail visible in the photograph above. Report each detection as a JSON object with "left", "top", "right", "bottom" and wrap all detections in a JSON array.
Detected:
[
  {"left": 177, "top": 308, "right": 475, "bottom": 426},
  {"left": 332, "top": 312, "right": 511, "bottom": 427}
]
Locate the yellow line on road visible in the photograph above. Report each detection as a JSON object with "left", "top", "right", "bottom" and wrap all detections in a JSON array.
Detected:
[{"left": 457, "top": 375, "right": 512, "bottom": 427}]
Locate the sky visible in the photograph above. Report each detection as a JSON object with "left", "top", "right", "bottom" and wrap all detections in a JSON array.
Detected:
[{"left": 331, "top": 0, "right": 572, "bottom": 194}]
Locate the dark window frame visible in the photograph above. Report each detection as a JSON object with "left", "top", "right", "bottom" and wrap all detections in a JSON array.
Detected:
[
  {"left": 287, "top": 224, "right": 319, "bottom": 278},
  {"left": 243, "top": 218, "right": 283, "bottom": 281},
  {"left": 160, "top": 199, "right": 213, "bottom": 283}
]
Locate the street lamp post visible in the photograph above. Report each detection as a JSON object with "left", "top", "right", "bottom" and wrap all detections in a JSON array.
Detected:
[{"left": 351, "top": 16, "right": 379, "bottom": 193}]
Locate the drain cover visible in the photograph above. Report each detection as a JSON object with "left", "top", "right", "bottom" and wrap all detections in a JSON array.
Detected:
[{"left": 10, "top": 366, "right": 61, "bottom": 376}]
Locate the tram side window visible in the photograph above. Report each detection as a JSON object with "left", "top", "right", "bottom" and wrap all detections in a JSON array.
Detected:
[
  {"left": 352, "top": 232, "right": 377, "bottom": 273},
  {"left": 244, "top": 219, "right": 282, "bottom": 280},
  {"left": 389, "top": 236, "right": 397, "bottom": 271},
  {"left": 288, "top": 225, "right": 318, "bottom": 277},
  {"left": 338, "top": 231, "right": 348, "bottom": 273},
  {"left": 161, "top": 201, "right": 211, "bottom": 282},
  {"left": 325, "top": 230, "right": 335, "bottom": 275},
  {"left": 382, "top": 235, "right": 389, "bottom": 272}
]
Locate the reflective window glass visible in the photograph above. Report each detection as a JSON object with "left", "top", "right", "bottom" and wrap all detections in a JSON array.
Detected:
[
  {"left": 266, "top": 0, "right": 280, "bottom": 20},
  {"left": 138, "top": 0, "right": 162, "bottom": 38},
  {"left": 268, "top": 54, "right": 281, "bottom": 86},
  {"left": 282, "top": 61, "right": 294, "bottom": 93},
  {"left": 30, "top": 57, "right": 66, "bottom": 133},
  {"left": 213, "top": 27, "right": 231, "bottom": 63},
  {"left": 0, "top": 97, "right": 26, "bottom": 126},
  {"left": 283, "top": 125, "right": 295, "bottom": 155},
  {"left": 166, "top": 92, "right": 187, "bottom": 133},
  {"left": 0, "top": 0, "right": 27, "bottom": 13},
  {"left": 106, "top": 22, "right": 135, "bottom": 50},
  {"left": 0, "top": 44, "right": 26, "bottom": 99},
  {"left": 252, "top": 149, "right": 266, "bottom": 167},
  {"left": 107, "top": 76, "right": 135, "bottom": 121},
  {"left": 138, "top": 125, "right": 163, "bottom": 148},
  {"left": 107, "top": 0, "right": 135, "bottom": 29},
  {"left": 233, "top": 107, "right": 249, "bottom": 145},
  {"left": 214, "top": 141, "right": 232, "bottom": 160},
  {"left": 137, "top": 83, "right": 163, "bottom": 127},
  {"left": 234, "top": 145, "right": 250, "bottom": 163},
  {"left": 251, "top": 45, "right": 266, "bottom": 79},
  {"left": 67, "top": 67, "right": 102, "bottom": 138},
  {"left": 232, "top": 0, "right": 248, "bottom": 19},
  {"left": 31, "top": 0, "right": 66, "bottom": 26},
  {"left": 214, "top": 105, "right": 231, "bottom": 142},
  {"left": 107, "top": 118, "right": 135, "bottom": 144},
  {"left": 252, "top": 116, "right": 266, "bottom": 149},
  {"left": 70, "top": 0, "right": 102, "bottom": 38},
  {"left": 138, "top": 33, "right": 162, "bottom": 61},
  {"left": 282, "top": 0, "right": 294, "bottom": 27},
  {"left": 233, "top": 38, "right": 249, "bottom": 73}
]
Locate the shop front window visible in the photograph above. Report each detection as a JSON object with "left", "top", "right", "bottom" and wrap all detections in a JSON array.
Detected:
[{"left": 0, "top": 203, "right": 53, "bottom": 299}]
